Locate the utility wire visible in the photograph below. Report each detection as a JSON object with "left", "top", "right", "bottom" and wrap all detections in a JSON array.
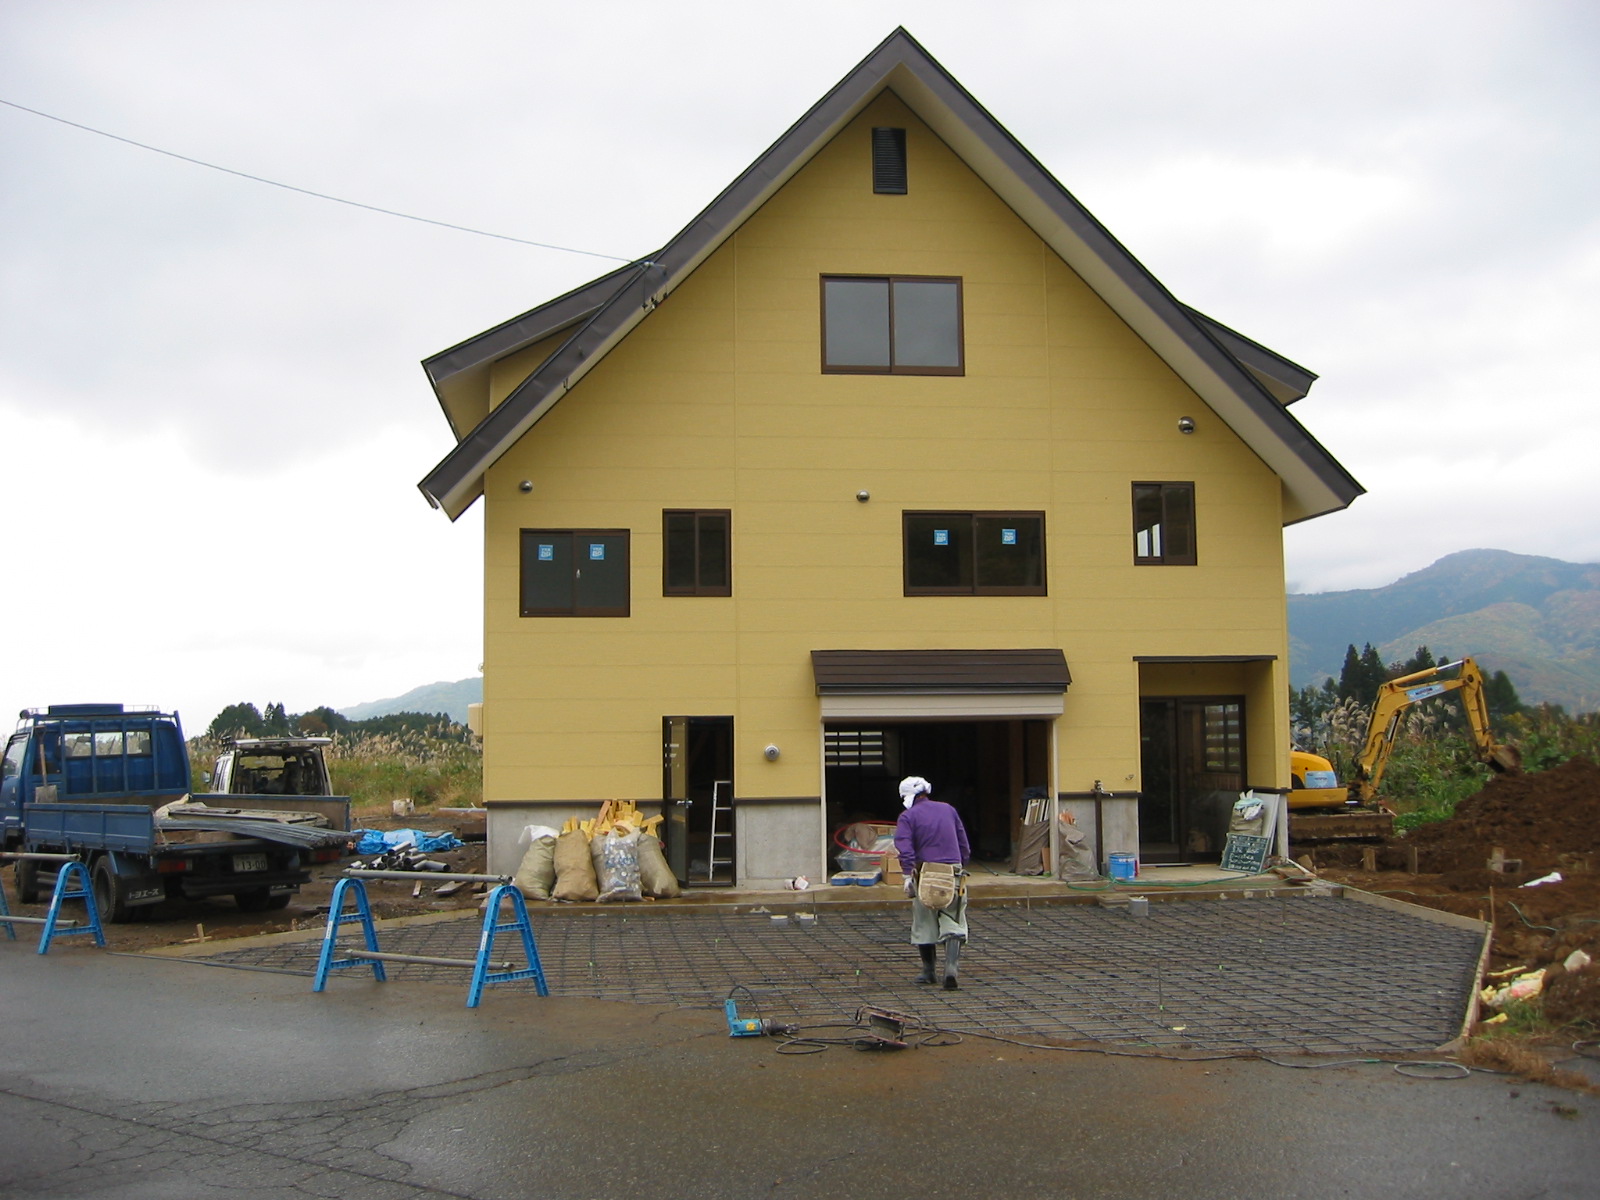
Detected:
[{"left": 0, "top": 97, "right": 636, "bottom": 264}]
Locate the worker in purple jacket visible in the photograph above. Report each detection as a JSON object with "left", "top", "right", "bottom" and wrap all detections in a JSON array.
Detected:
[{"left": 893, "top": 776, "right": 970, "bottom": 989}]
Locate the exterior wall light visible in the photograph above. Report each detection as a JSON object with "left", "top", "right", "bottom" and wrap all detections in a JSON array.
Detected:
[
  {"left": 1177, "top": 417, "right": 1196, "bottom": 434},
  {"left": 764, "top": 744, "right": 781, "bottom": 761}
]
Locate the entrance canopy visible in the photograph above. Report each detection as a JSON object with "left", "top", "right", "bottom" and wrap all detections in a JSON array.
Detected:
[{"left": 811, "top": 649, "right": 1070, "bottom": 719}]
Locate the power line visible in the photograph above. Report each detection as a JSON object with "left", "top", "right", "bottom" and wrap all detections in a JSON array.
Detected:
[{"left": 0, "top": 97, "right": 637, "bottom": 264}]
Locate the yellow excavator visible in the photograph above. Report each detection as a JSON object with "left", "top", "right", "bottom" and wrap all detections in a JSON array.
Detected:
[{"left": 1289, "top": 657, "right": 1522, "bottom": 842}]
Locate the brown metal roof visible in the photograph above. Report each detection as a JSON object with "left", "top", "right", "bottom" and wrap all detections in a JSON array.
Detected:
[{"left": 812, "top": 649, "right": 1070, "bottom": 695}]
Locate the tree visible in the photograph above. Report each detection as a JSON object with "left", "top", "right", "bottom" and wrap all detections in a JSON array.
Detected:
[
  {"left": 262, "top": 703, "right": 293, "bottom": 736},
  {"left": 1390, "top": 645, "right": 1437, "bottom": 679},
  {"left": 207, "top": 703, "right": 265, "bottom": 740},
  {"left": 296, "top": 706, "right": 351, "bottom": 736},
  {"left": 1485, "top": 669, "right": 1525, "bottom": 721},
  {"left": 1338, "top": 643, "right": 1388, "bottom": 707},
  {"left": 1337, "top": 645, "right": 1362, "bottom": 703}
]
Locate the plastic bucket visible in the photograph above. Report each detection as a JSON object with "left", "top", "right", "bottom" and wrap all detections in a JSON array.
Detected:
[{"left": 1107, "top": 852, "right": 1138, "bottom": 881}]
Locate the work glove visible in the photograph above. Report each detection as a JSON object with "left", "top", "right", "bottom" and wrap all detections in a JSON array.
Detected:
[{"left": 903, "top": 877, "right": 916, "bottom": 898}]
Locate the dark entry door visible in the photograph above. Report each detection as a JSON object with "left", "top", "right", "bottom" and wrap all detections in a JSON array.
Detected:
[
  {"left": 1139, "top": 698, "right": 1244, "bottom": 863},
  {"left": 662, "top": 716, "right": 734, "bottom": 886}
]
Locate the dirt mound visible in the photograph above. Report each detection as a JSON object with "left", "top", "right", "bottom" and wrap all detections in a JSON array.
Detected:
[
  {"left": 1402, "top": 756, "right": 1600, "bottom": 875},
  {"left": 1318, "top": 758, "right": 1600, "bottom": 1034}
]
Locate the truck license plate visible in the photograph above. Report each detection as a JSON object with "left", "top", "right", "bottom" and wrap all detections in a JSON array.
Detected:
[{"left": 233, "top": 854, "right": 268, "bottom": 873}]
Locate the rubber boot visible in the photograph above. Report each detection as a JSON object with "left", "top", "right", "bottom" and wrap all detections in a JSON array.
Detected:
[
  {"left": 915, "top": 944, "right": 937, "bottom": 984},
  {"left": 942, "top": 937, "right": 962, "bottom": 989}
]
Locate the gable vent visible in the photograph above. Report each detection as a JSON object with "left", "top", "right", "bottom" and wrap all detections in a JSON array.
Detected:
[{"left": 871, "top": 127, "right": 907, "bottom": 194}]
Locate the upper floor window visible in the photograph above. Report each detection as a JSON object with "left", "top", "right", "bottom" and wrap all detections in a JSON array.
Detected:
[
  {"left": 520, "top": 529, "right": 630, "bottom": 616},
  {"left": 1133, "top": 483, "right": 1196, "bottom": 565},
  {"left": 903, "top": 511, "right": 1046, "bottom": 595},
  {"left": 871, "top": 127, "right": 907, "bottom": 194},
  {"left": 663, "top": 510, "right": 731, "bottom": 596},
  {"left": 822, "top": 276, "right": 963, "bottom": 375}
]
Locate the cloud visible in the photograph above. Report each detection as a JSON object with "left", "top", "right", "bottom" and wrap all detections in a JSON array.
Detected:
[
  {"left": 1, "top": 0, "right": 1596, "bottom": 697},
  {"left": 0, "top": 405, "right": 482, "bottom": 729}
]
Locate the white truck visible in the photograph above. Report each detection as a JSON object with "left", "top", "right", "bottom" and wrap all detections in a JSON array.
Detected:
[{"left": 208, "top": 737, "right": 353, "bottom": 832}]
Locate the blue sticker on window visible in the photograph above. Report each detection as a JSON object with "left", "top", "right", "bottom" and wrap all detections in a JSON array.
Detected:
[
  {"left": 537, "top": 544, "right": 555, "bottom": 561},
  {"left": 933, "top": 529, "right": 949, "bottom": 546},
  {"left": 1002, "top": 528, "right": 1017, "bottom": 545},
  {"left": 589, "top": 544, "right": 606, "bottom": 561}
]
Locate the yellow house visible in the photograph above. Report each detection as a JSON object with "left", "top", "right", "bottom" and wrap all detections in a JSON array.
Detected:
[{"left": 419, "top": 29, "right": 1362, "bottom": 887}]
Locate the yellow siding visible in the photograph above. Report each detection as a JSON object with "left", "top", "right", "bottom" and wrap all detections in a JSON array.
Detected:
[{"left": 479, "top": 91, "right": 1289, "bottom": 804}]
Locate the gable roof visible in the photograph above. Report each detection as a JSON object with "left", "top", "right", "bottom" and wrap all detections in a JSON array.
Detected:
[{"left": 419, "top": 27, "right": 1363, "bottom": 523}]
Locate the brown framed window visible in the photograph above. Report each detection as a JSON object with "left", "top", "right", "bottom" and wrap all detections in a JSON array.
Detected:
[
  {"left": 520, "top": 529, "right": 630, "bottom": 616},
  {"left": 1133, "top": 483, "right": 1196, "bottom": 565},
  {"left": 903, "top": 511, "right": 1045, "bottom": 595},
  {"left": 821, "top": 276, "right": 963, "bottom": 375},
  {"left": 663, "top": 510, "right": 731, "bottom": 596}
]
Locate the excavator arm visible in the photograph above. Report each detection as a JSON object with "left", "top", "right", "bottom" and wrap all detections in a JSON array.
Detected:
[{"left": 1351, "top": 658, "right": 1521, "bottom": 803}]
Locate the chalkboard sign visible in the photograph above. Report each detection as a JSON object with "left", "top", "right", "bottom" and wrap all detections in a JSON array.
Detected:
[{"left": 1220, "top": 833, "right": 1272, "bottom": 874}]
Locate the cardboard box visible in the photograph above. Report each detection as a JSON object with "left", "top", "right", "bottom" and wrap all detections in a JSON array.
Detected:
[{"left": 881, "top": 849, "right": 903, "bottom": 884}]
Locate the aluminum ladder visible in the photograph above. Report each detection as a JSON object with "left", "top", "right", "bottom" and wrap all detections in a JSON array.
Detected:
[{"left": 704, "top": 779, "right": 734, "bottom": 883}]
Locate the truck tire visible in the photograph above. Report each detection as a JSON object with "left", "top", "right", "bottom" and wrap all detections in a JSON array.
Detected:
[
  {"left": 234, "top": 889, "right": 273, "bottom": 913},
  {"left": 15, "top": 859, "right": 41, "bottom": 904},
  {"left": 92, "top": 858, "right": 135, "bottom": 924}
]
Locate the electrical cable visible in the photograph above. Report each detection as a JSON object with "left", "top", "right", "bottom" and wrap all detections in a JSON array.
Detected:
[
  {"left": 0, "top": 97, "right": 636, "bottom": 263},
  {"left": 746, "top": 1007, "right": 1491, "bottom": 1079},
  {"left": 1504, "top": 900, "right": 1560, "bottom": 933}
]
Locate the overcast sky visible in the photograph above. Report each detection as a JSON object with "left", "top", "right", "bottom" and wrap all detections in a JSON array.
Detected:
[{"left": 3, "top": 1, "right": 1597, "bottom": 733}]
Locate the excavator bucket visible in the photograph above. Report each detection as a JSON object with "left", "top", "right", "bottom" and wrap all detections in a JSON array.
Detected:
[{"left": 1488, "top": 743, "right": 1523, "bottom": 774}]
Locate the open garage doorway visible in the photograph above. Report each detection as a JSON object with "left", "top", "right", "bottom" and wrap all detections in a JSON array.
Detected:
[{"left": 823, "top": 719, "right": 1052, "bottom": 868}]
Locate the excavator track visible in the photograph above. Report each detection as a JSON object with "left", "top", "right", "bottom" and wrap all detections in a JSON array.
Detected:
[{"left": 1289, "top": 809, "right": 1395, "bottom": 843}]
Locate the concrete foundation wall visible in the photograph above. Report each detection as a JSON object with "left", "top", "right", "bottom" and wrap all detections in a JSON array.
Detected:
[{"left": 736, "top": 800, "right": 826, "bottom": 887}]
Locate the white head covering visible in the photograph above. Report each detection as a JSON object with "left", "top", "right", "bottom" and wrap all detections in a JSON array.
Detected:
[{"left": 898, "top": 776, "right": 932, "bottom": 809}]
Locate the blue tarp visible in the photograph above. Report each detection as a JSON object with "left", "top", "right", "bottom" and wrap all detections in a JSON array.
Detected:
[{"left": 353, "top": 828, "right": 463, "bottom": 855}]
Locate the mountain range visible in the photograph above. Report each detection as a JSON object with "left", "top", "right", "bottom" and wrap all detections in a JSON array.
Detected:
[
  {"left": 1289, "top": 549, "right": 1600, "bottom": 713},
  {"left": 340, "top": 677, "right": 482, "bottom": 726},
  {"left": 341, "top": 550, "right": 1600, "bottom": 722}
]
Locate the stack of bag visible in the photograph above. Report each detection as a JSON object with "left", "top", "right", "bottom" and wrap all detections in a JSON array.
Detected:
[{"left": 514, "top": 799, "right": 681, "bottom": 903}]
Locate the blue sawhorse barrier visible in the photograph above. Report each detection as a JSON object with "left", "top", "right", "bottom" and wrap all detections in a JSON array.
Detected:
[
  {"left": 0, "top": 859, "right": 106, "bottom": 953},
  {"left": 312, "top": 875, "right": 549, "bottom": 1007}
]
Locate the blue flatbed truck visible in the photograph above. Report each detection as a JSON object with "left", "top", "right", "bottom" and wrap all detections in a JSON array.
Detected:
[{"left": 2, "top": 705, "right": 348, "bottom": 922}]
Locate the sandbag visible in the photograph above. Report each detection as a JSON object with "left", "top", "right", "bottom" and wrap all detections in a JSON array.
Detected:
[
  {"left": 592, "top": 830, "right": 643, "bottom": 903},
  {"left": 636, "top": 832, "right": 681, "bottom": 898},
  {"left": 552, "top": 828, "right": 599, "bottom": 902},
  {"left": 513, "top": 834, "right": 557, "bottom": 901}
]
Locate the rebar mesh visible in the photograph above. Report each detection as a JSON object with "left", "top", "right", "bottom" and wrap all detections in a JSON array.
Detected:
[{"left": 193, "top": 895, "right": 1482, "bottom": 1054}]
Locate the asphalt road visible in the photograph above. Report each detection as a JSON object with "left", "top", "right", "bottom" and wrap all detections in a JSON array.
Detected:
[{"left": 1, "top": 942, "right": 1596, "bottom": 1199}]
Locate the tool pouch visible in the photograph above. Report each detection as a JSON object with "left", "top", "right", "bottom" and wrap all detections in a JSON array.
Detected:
[{"left": 915, "top": 861, "right": 959, "bottom": 912}]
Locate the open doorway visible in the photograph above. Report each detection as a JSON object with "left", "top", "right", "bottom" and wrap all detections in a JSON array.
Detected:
[
  {"left": 1138, "top": 697, "right": 1245, "bottom": 863},
  {"left": 822, "top": 719, "right": 1051, "bottom": 868},
  {"left": 662, "top": 716, "right": 734, "bottom": 886}
]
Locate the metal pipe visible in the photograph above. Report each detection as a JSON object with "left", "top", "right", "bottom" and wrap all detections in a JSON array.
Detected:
[
  {"left": 345, "top": 869, "right": 511, "bottom": 884},
  {"left": 0, "top": 852, "right": 81, "bottom": 863},
  {"left": 347, "top": 950, "right": 513, "bottom": 970},
  {"left": 0, "top": 916, "right": 80, "bottom": 927}
]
